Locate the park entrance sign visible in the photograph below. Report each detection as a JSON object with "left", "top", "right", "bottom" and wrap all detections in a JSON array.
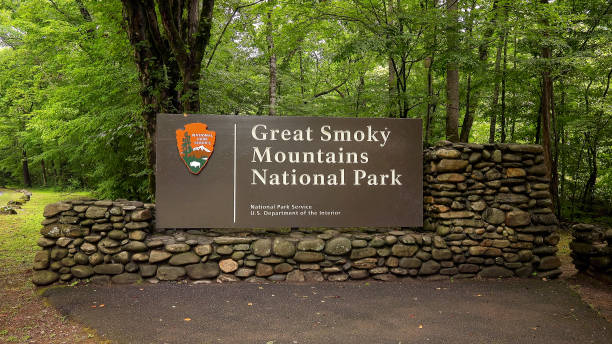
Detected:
[{"left": 156, "top": 114, "right": 422, "bottom": 228}]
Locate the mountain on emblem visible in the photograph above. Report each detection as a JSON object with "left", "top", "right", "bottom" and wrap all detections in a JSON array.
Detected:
[{"left": 176, "top": 123, "right": 216, "bottom": 174}]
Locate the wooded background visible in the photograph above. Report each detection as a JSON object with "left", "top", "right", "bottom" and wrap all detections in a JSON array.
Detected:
[{"left": 0, "top": 0, "right": 610, "bottom": 224}]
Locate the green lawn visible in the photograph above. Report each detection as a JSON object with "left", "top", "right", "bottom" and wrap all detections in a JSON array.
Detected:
[
  {"left": 0, "top": 189, "right": 91, "bottom": 270},
  {"left": 0, "top": 188, "right": 22, "bottom": 205}
]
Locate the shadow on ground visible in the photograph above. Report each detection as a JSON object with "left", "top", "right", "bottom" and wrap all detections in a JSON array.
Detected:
[{"left": 44, "top": 279, "right": 611, "bottom": 344}]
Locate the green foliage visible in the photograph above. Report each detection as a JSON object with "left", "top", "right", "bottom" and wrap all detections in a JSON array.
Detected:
[{"left": 0, "top": 0, "right": 609, "bottom": 219}]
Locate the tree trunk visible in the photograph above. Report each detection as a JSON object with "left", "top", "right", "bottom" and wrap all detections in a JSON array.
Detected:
[
  {"left": 425, "top": 56, "right": 434, "bottom": 145},
  {"left": 445, "top": 0, "right": 459, "bottom": 142},
  {"left": 22, "top": 149, "right": 31, "bottom": 188},
  {"left": 539, "top": 0, "right": 557, "bottom": 213},
  {"left": 267, "top": 9, "right": 277, "bottom": 116},
  {"left": 500, "top": 33, "right": 508, "bottom": 142},
  {"left": 459, "top": 73, "right": 473, "bottom": 142},
  {"left": 41, "top": 159, "right": 47, "bottom": 186},
  {"left": 488, "top": 35, "right": 503, "bottom": 143},
  {"left": 389, "top": 57, "right": 397, "bottom": 117}
]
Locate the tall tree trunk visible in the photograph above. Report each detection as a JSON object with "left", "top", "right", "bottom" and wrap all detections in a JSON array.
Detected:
[
  {"left": 389, "top": 57, "right": 397, "bottom": 117},
  {"left": 488, "top": 35, "right": 503, "bottom": 143},
  {"left": 267, "top": 9, "right": 277, "bottom": 116},
  {"left": 41, "top": 159, "right": 47, "bottom": 186},
  {"left": 445, "top": 0, "right": 459, "bottom": 142},
  {"left": 425, "top": 56, "right": 434, "bottom": 145},
  {"left": 459, "top": 73, "right": 473, "bottom": 142},
  {"left": 540, "top": 0, "right": 555, "bottom": 212},
  {"left": 500, "top": 33, "right": 508, "bottom": 142},
  {"left": 22, "top": 149, "right": 31, "bottom": 188}
]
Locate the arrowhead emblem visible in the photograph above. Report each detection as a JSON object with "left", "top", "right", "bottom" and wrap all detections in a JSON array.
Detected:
[{"left": 176, "top": 123, "right": 216, "bottom": 174}]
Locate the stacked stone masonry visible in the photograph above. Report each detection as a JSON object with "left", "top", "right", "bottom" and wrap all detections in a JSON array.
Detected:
[
  {"left": 32, "top": 142, "right": 562, "bottom": 286},
  {"left": 570, "top": 223, "right": 612, "bottom": 283}
]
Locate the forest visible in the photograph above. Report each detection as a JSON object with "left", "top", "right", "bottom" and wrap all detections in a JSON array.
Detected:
[{"left": 0, "top": 0, "right": 610, "bottom": 223}]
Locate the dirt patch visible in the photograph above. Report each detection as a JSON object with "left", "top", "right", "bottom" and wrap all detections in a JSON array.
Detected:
[{"left": 0, "top": 261, "right": 108, "bottom": 343}]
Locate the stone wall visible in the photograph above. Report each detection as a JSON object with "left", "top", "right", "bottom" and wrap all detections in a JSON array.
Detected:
[
  {"left": 32, "top": 141, "right": 563, "bottom": 286},
  {"left": 423, "top": 141, "right": 561, "bottom": 279},
  {"left": 570, "top": 223, "right": 612, "bottom": 283}
]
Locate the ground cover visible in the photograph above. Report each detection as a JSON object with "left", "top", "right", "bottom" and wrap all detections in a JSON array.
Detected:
[{"left": 0, "top": 189, "right": 106, "bottom": 343}]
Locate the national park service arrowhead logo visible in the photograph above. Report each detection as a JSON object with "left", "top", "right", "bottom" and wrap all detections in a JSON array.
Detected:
[{"left": 176, "top": 123, "right": 216, "bottom": 174}]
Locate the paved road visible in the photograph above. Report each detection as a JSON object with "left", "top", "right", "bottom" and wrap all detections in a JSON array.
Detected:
[{"left": 44, "top": 279, "right": 611, "bottom": 344}]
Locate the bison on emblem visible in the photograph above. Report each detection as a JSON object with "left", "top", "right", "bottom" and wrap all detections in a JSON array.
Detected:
[{"left": 176, "top": 123, "right": 216, "bottom": 174}]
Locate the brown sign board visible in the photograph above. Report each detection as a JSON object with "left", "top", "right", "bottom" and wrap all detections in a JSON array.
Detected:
[{"left": 156, "top": 114, "right": 422, "bottom": 228}]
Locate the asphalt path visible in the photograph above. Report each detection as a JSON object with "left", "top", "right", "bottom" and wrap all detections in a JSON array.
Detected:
[{"left": 44, "top": 279, "right": 611, "bottom": 344}]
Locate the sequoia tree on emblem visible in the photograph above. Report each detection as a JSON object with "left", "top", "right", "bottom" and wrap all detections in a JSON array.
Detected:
[{"left": 175, "top": 123, "right": 216, "bottom": 174}]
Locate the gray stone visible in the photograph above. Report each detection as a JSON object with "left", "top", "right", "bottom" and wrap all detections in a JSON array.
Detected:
[
  {"left": 297, "top": 238, "right": 325, "bottom": 251},
  {"left": 348, "top": 269, "right": 369, "bottom": 279},
  {"left": 85, "top": 206, "right": 107, "bottom": 219},
  {"left": 129, "top": 230, "right": 147, "bottom": 241},
  {"left": 32, "top": 270, "right": 59, "bottom": 285},
  {"left": 112, "top": 251, "right": 130, "bottom": 264},
  {"left": 432, "top": 249, "right": 452, "bottom": 261},
  {"left": 350, "top": 247, "right": 377, "bottom": 259},
  {"left": 139, "top": 264, "right": 157, "bottom": 277},
  {"left": 185, "top": 262, "right": 219, "bottom": 279},
  {"left": 123, "top": 241, "right": 148, "bottom": 252},
  {"left": 328, "top": 273, "right": 348, "bottom": 282},
  {"left": 235, "top": 268, "right": 255, "bottom": 278},
  {"left": 436, "top": 148, "right": 461, "bottom": 159},
  {"left": 491, "top": 150, "right": 502, "bottom": 162},
  {"left": 93, "top": 264, "right": 124, "bottom": 275},
  {"left": 252, "top": 239, "right": 272, "bottom": 257},
  {"left": 157, "top": 266, "right": 186, "bottom": 280},
  {"left": 131, "top": 209, "right": 152, "bottom": 221},
  {"left": 304, "top": 271, "right": 324, "bottom": 282},
  {"left": 482, "top": 208, "right": 505, "bottom": 225},
  {"left": 273, "top": 238, "right": 296, "bottom": 258},
  {"left": 213, "top": 237, "right": 254, "bottom": 245},
  {"left": 74, "top": 252, "right": 89, "bottom": 265},
  {"left": 33, "top": 251, "right": 50, "bottom": 270},
  {"left": 43, "top": 202, "right": 73, "bottom": 217},
  {"left": 436, "top": 159, "right": 469, "bottom": 172},
  {"left": 91, "top": 223, "right": 113, "bottom": 232},
  {"left": 50, "top": 247, "right": 68, "bottom": 260},
  {"left": 194, "top": 244, "right": 213, "bottom": 256},
  {"left": 391, "top": 244, "right": 418, "bottom": 257},
  {"left": 286, "top": 270, "right": 305, "bottom": 282},
  {"left": 352, "top": 258, "right": 378, "bottom": 269},
  {"left": 216, "top": 245, "right": 233, "bottom": 255},
  {"left": 478, "top": 266, "right": 513, "bottom": 278},
  {"left": 111, "top": 273, "right": 141, "bottom": 284},
  {"left": 70, "top": 265, "right": 94, "bottom": 278},
  {"left": 149, "top": 250, "right": 172, "bottom": 263},
  {"left": 274, "top": 263, "right": 294, "bottom": 273},
  {"left": 294, "top": 251, "right": 324, "bottom": 263},
  {"left": 418, "top": 261, "right": 440, "bottom": 275},
  {"left": 125, "top": 222, "right": 149, "bottom": 230},
  {"left": 398, "top": 257, "right": 422, "bottom": 269},
  {"left": 108, "top": 230, "right": 128, "bottom": 240},
  {"left": 165, "top": 243, "right": 190, "bottom": 253},
  {"left": 324, "top": 237, "right": 352, "bottom": 255},
  {"left": 505, "top": 210, "right": 531, "bottom": 227},
  {"left": 89, "top": 252, "right": 104, "bottom": 265},
  {"left": 255, "top": 263, "right": 274, "bottom": 277},
  {"left": 458, "top": 264, "right": 480, "bottom": 273},
  {"left": 538, "top": 256, "right": 561, "bottom": 270},
  {"left": 37, "top": 237, "right": 56, "bottom": 248},
  {"left": 495, "top": 193, "right": 530, "bottom": 204},
  {"left": 169, "top": 252, "right": 200, "bottom": 266}
]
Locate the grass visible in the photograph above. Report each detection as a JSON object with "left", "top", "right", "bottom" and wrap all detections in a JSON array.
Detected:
[
  {"left": 0, "top": 188, "right": 105, "bottom": 344},
  {"left": 0, "top": 189, "right": 22, "bottom": 205},
  {"left": 0, "top": 189, "right": 90, "bottom": 269}
]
